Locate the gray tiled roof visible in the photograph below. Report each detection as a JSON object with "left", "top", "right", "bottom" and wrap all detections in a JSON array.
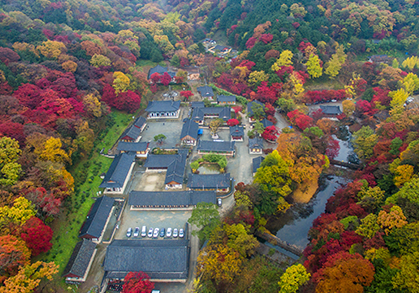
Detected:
[
  {"left": 247, "top": 100, "right": 265, "bottom": 117},
  {"left": 123, "top": 125, "right": 142, "bottom": 141},
  {"left": 180, "top": 119, "right": 199, "bottom": 140},
  {"left": 99, "top": 153, "right": 135, "bottom": 189},
  {"left": 260, "top": 118, "right": 273, "bottom": 128},
  {"left": 104, "top": 240, "right": 189, "bottom": 280},
  {"left": 252, "top": 156, "right": 264, "bottom": 174},
  {"left": 165, "top": 152, "right": 187, "bottom": 185},
  {"left": 230, "top": 125, "right": 244, "bottom": 137},
  {"left": 197, "top": 86, "right": 214, "bottom": 97},
  {"left": 192, "top": 107, "right": 231, "bottom": 122},
  {"left": 145, "top": 100, "right": 181, "bottom": 113},
  {"left": 133, "top": 116, "right": 146, "bottom": 129},
  {"left": 117, "top": 141, "right": 149, "bottom": 152},
  {"left": 78, "top": 196, "right": 115, "bottom": 238},
  {"left": 63, "top": 239, "right": 96, "bottom": 278},
  {"left": 147, "top": 65, "right": 168, "bottom": 79},
  {"left": 144, "top": 154, "right": 179, "bottom": 168},
  {"left": 249, "top": 137, "right": 264, "bottom": 149},
  {"left": 128, "top": 190, "right": 216, "bottom": 206},
  {"left": 191, "top": 101, "right": 205, "bottom": 108},
  {"left": 197, "top": 140, "right": 235, "bottom": 152},
  {"left": 217, "top": 95, "right": 236, "bottom": 103},
  {"left": 320, "top": 105, "right": 342, "bottom": 115},
  {"left": 187, "top": 173, "right": 231, "bottom": 189}
]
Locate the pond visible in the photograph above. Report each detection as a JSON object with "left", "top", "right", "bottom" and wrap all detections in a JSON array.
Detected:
[
  {"left": 197, "top": 164, "right": 220, "bottom": 174},
  {"left": 266, "top": 125, "right": 355, "bottom": 249}
]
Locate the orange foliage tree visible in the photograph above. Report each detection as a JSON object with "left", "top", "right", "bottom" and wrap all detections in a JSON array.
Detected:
[{"left": 313, "top": 251, "right": 375, "bottom": 293}]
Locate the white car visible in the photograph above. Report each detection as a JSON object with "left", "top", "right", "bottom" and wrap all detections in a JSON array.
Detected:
[
  {"left": 179, "top": 228, "right": 184, "bottom": 238},
  {"left": 126, "top": 228, "right": 132, "bottom": 238},
  {"left": 173, "top": 228, "right": 178, "bottom": 238},
  {"left": 166, "top": 227, "right": 172, "bottom": 237},
  {"left": 153, "top": 228, "right": 159, "bottom": 238},
  {"left": 147, "top": 228, "right": 153, "bottom": 238}
]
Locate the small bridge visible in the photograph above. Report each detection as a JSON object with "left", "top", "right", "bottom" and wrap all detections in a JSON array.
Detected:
[
  {"left": 255, "top": 231, "right": 304, "bottom": 257},
  {"left": 329, "top": 159, "right": 361, "bottom": 170}
]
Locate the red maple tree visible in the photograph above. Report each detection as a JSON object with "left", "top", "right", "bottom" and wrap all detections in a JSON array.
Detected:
[
  {"left": 122, "top": 271, "right": 154, "bottom": 293},
  {"left": 20, "top": 217, "right": 53, "bottom": 256}
]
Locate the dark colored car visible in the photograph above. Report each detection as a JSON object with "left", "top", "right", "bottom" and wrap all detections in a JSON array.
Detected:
[
  {"left": 160, "top": 228, "right": 166, "bottom": 237},
  {"left": 126, "top": 228, "right": 132, "bottom": 238}
]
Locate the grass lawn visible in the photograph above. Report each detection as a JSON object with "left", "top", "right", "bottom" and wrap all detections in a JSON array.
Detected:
[{"left": 40, "top": 110, "right": 133, "bottom": 275}]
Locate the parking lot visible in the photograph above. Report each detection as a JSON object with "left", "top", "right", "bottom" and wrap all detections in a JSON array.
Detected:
[{"left": 115, "top": 207, "right": 192, "bottom": 240}]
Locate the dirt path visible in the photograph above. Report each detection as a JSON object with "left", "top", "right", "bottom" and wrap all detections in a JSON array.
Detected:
[{"left": 78, "top": 245, "right": 107, "bottom": 292}]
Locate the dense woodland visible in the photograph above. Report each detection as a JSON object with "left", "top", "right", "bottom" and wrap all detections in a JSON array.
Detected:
[{"left": 0, "top": 0, "right": 418, "bottom": 291}]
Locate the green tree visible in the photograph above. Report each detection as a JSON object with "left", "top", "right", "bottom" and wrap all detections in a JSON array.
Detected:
[
  {"left": 250, "top": 103, "right": 265, "bottom": 121},
  {"left": 306, "top": 54, "right": 323, "bottom": 78},
  {"left": 253, "top": 121, "right": 265, "bottom": 135},
  {"left": 389, "top": 137, "right": 403, "bottom": 155},
  {"left": 386, "top": 177, "right": 419, "bottom": 205},
  {"left": 278, "top": 264, "right": 310, "bottom": 293},
  {"left": 170, "top": 54, "right": 180, "bottom": 67},
  {"left": 356, "top": 213, "right": 380, "bottom": 239},
  {"left": 224, "top": 223, "right": 259, "bottom": 257},
  {"left": 352, "top": 126, "right": 378, "bottom": 161},
  {"left": 254, "top": 150, "right": 293, "bottom": 198},
  {"left": 188, "top": 202, "right": 220, "bottom": 241},
  {"left": 392, "top": 251, "right": 419, "bottom": 292},
  {"left": 154, "top": 134, "right": 166, "bottom": 144}
]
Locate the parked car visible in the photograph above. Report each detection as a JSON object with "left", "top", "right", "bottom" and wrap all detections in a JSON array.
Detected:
[
  {"left": 141, "top": 226, "right": 147, "bottom": 237},
  {"left": 153, "top": 228, "right": 159, "bottom": 238},
  {"left": 179, "top": 228, "right": 184, "bottom": 238},
  {"left": 126, "top": 228, "right": 132, "bottom": 238},
  {"left": 218, "top": 198, "right": 222, "bottom": 207},
  {"left": 173, "top": 228, "right": 178, "bottom": 238},
  {"left": 133, "top": 227, "right": 140, "bottom": 237},
  {"left": 148, "top": 228, "right": 153, "bottom": 238},
  {"left": 160, "top": 228, "right": 166, "bottom": 237},
  {"left": 166, "top": 227, "right": 172, "bottom": 237}
]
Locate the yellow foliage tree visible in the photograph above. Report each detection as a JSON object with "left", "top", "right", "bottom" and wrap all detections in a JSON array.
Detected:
[
  {"left": 37, "top": 40, "right": 66, "bottom": 59},
  {"left": 342, "top": 99, "right": 355, "bottom": 117},
  {"left": 248, "top": 70, "right": 269, "bottom": 85},
  {"left": 306, "top": 54, "right": 323, "bottom": 78},
  {"left": 402, "top": 73, "right": 419, "bottom": 95},
  {"left": 325, "top": 55, "right": 342, "bottom": 78},
  {"left": 153, "top": 35, "right": 175, "bottom": 54},
  {"left": 197, "top": 244, "right": 242, "bottom": 283},
  {"left": 393, "top": 164, "right": 414, "bottom": 188},
  {"left": 0, "top": 261, "right": 58, "bottom": 293},
  {"left": 0, "top": 197, "right": 36, "bottom": 224},
  {"left": 40, "top": 137, "right": 70, "bottom": 164},
  {"left": 389, "top": 88, "right": 409, "bottom": 109},
  {"left": 83, "top": 94, "right": 103, "bottom": 117},
  {"left": 61, "top": 60, "right": 77, "bottom": 73},
  {"left": 271, "top": 50, "right": 293, "bottom": 71},
  {"left": 90, "top": 54, "right": 111, "bottom": 67},
  {"left": 113, "top": 71, "right": 130, "bottom": 94},
  {"left": 278, "top": 264, "right": 311, "bottom": 293},
  {"left": 402, "top": 56, "right": 419, "bottom": 70}
]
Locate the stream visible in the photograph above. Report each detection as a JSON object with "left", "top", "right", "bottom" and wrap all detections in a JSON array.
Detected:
[{"left": 266, "top": 126, "right": 356, "bottom": 250}]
